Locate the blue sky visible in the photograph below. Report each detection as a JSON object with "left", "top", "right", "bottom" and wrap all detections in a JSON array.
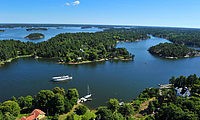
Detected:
[{"left": 0, "top": 0, "right": 200, "bottom": 28}]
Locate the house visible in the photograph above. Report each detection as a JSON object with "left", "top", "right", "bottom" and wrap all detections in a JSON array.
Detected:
[
  {"left": 21, "top": 109, "right": 45, "bottom": 120},
  {"left": 175, "top": 87, "right": 191, "bottom": 97}
]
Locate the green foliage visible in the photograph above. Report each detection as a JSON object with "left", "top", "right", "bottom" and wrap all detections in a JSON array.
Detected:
[
  {"left": 17, "top": 95, "right": 33, "bottom": 113},
  {"left": 107, "top": 98, "right": 120, "bottom": 112},
  {"left": 25, "top": 33, "right": 45, "bottom": 40},
  {"left": 0, "top": 87, "right": 80, "bottom": 118},
  {"left": 142, "top": 27, "right": 200, "bottom": 47},
  {"left": 64, "top": 99, "right": 73, "bottom": 113},
  {"left": 0, "top": 111, "right": 3, "bottom": 120},
  {"left": 155, "top": 103, "right": 186, "bottom": 120},
  {"left": 96, "top": 107, "right": 113, "bottom": 120},
  {"left": 169, "top": 74, "right": 200, "bottom": 95},
  {"left": 0, "top": 100, "right": 20, "bottom": 117},
  {"left": 0, "top": 40, "right": 35, "bottom": 61},
  {"left": 66, "top": 88, "right": 79, "bottom": 106},
  {"left": 112, "top": 112, "right": 125, "bottom": 120},
  {"left": 137, "top": 88, "right": 159, "bottom": 101},
  {"left": 140, "top": 74, "right": 200, "bottom": 120},
  {"left": 75, "top": 105, "right": 88, "bottom": 115},
  {"left": 2, "top": 112, "right": 16, "bottom": 120},
  {"left": 0, "top": 28, "right": 144, "bottom": 64},
  {"left": 65, "top": 114, "right": 75, "bottom": 120},
  {"left": 119, "top": 103, "right": 134, "bottom": 118},
  {"left": 34, "top": 90, "right": 55, "bottom": 113},
  {"left": 148, "top": 43, "right": 198, "bottom": 58},
  {"left": 52, "top": 87, "right": 66, "bottom": 96},
  {"left": 52, "top": 93, "right": 65, "bottom": 114}
]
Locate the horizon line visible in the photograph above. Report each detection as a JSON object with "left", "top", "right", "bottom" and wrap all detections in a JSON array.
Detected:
[{"left": 0, "top": 23, "right": 200, "bottom": 29}]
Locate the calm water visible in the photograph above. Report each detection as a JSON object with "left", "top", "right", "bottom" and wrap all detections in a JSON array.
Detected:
[
  {"left": 1, "top": 37, "right": 200, "bottom": 108},
  {"left": 0, "top": 27, "right": 102, "bottom": 42}
]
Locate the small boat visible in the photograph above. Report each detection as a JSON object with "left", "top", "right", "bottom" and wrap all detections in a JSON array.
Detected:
[
  {"left": 52, "top": 75, "right": 72, "bottom": 82},
  {"left": 84, "top": 94, "right": 92, "bottom": 99},
  {"left": 77, "top": 85, "right": 92, "bottom": 103},
  {"left": 52, "top": 75, "right": 69, "bottom": 79}
]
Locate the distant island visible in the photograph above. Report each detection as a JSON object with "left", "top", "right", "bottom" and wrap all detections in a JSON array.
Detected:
[
  {"left": 0, "top": 29, "right": 5, "bottom": 32},
  {"left": 81, "top": 26, "right": 93, "bottom": 29},
  {"left": 26, "top": 27, "right": 48, "bottom": 31},
  {"left": 25, "top": 33, "right": 45, "bottom": 40},
  {"left": 148, "top": 43, "right": 200, "bottom": 59}
]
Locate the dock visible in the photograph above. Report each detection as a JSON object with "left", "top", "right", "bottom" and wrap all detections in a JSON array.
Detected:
[{"left": 158, "top": 84, "right": 172, "bottom": 89}]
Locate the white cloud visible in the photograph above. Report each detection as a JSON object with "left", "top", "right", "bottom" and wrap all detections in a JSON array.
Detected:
[
  {"left": 66, "top": 2, "right": 71, "bottom": 6},
  {"left": 72, "top": 0, "right": 80, "bottom": 6}
]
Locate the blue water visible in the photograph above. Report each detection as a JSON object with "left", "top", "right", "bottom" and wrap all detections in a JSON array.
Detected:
[
  {"left": 0, "top": 35, "right": 200, "bottom": 108},
  {"left": 0, "top": 27, "right": 103, "bottom": 42}
]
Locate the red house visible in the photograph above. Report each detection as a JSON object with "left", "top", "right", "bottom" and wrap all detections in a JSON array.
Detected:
[{"left": 21, "top": 109, "right": 46, "bottom": 120}]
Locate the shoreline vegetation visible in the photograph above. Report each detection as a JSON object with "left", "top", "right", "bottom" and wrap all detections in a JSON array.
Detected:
[
  {"left": 61, "top": 57, "right": 133, "bottom": 65},
  {"left": 148, "top": 43, "right": 200, "bottom": 59},
  {"left": 0, "top": 28, "right": 149, "bottom": 66},
  {"left": 1, "top": 74, "right": 200, "bottom": 120},
  {"left": 26, "top": 27, "right": 48, "bottom": 31},
  {"left": 0, "top": 54, "right": 33, "bottom": 66},
  {"left": 2, "top": 26, "right": 200, "bottom": 64}
]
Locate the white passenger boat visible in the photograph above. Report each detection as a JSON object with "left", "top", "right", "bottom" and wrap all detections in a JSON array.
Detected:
[
  {"left": 52, "top": 75, "right": 72, "bottom": 82},
  {"left": 52, "top": 75, "right": 69, "bottom": 79}
]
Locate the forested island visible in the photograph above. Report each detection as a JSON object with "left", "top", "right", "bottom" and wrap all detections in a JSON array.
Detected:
[
  {"left": 81, "top": 26, "right": 93, "bottom": 29},
  {"left": 0, "top": 28, "right": 150, "bottom": 65},
  {"left": 0, "top": 74, "right": 200, "bottom": 119},
  {"left": 2, "top": 26, "right": 200, "bottom": 64},
  {"left": 25, "top": 33, "right": 45, "bottom": 40},
  {"left": 148, "top": 43, "right": 200, "bottom": 59},
  {"left": 26, "top": 27, "right": 48, "bottom": 31},
  {"left": 0, "top": 29, "right": 5, "bottom": 32}
]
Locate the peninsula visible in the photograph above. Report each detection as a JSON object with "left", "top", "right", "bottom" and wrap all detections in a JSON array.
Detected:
[
  {"left": 148, "top": 43, "right": 200, "bottom": 59},
  {"left": 0, "top": 28, "right": 149, "bottom": 65}
]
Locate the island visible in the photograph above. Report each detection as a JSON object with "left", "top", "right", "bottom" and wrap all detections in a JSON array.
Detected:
[
  {"left": 25, "top": 33, "right": 45, "bottom": 40},
  {"left": 26, "top": 27, "right": 48, "bottom": 31},
  {"left": 81, "top": 26, "right": 93, "bottom": 29},
  {"left": 0, "top": 29, "right": 5, "bottom": 32},
  {"left": 148, "top": 43, "right": 200, "bottom": 59},
  {"left": 0, "top": 28, "right": 150, "bottom": 65}
]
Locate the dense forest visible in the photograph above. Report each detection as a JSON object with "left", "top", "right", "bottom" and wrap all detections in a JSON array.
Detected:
[
  {"left": 0, "top": 87, "right": 81, "bottom": 119},
  {"left": 135, "top": 27, "right": 200, "bottom": 47},
  {"left": 148, "top": 43, "right": 200, "bottom": 58},
  {"left": 25, "top": 33, "right": 45, "bottom": 40},
  {"left": 2, "top": 27, "right": 200, "bottom": 63},
  {"left": 0, "top": 28, "right": 150, "bottom": 65},
  {"left": 1, "top": 74, "right": 200, "bottom": 119},
  {"left": 0, "top": 40, "right": 35, "bottom": 62}
]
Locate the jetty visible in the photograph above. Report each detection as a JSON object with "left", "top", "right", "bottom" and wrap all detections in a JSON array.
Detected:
[{"left": 158, "top": 84, "right": 172, "bottom": 89}]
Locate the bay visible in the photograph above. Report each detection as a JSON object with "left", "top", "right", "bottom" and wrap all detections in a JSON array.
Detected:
[{"left": 0, "top": 36, "right": 200, "bottom": 108}]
